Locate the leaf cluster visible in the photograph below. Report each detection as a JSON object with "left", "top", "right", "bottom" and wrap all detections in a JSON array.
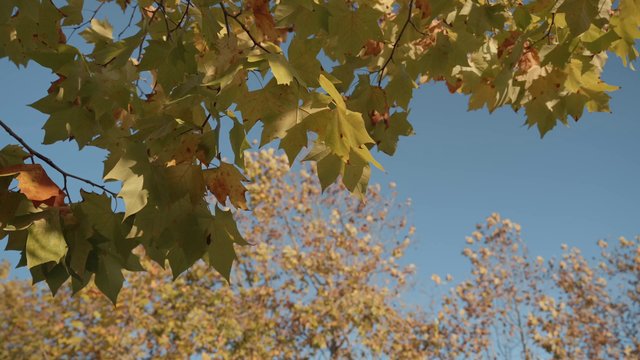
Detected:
[{"left": 0, "top": 0, "right": 639, "bottom": 301}]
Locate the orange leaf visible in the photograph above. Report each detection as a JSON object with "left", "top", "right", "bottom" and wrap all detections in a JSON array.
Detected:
[
  {"left": 362, "top": 40, "right": 384, "bottom": 57},
  {"left": 247, "top": 0, "right": 287, "bottom": 43},
  {"left": 416, "top": 0, "right": 431, "bottom": 19},
  {"left": 0, "top": 164, "right": 66, "bottom": 207},
  {"left": 203, "top": 163, "right": 248, "bottom": 210}
]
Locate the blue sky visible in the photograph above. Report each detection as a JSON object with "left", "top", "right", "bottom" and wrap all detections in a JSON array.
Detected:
[
  {"left": 375, "top": 55, "right": 639, "bottom": 289},
  {"left": 1, "top": 4, "right": 639, "bottom": 300}
]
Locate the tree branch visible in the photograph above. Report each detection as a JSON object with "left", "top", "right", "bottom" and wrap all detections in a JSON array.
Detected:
[
  {"left": 48, "top": 0, "right": 67, "bottom": 17},
  {"left": 0, "top": 119, "right": 118, "bottom": 198},
  {"left": 171, "top": 0, "right": 191, "bottom": 32},
  {"left": 220, "top": 2, "right": 271, "bottom": 53},
  {"left": 533, "top": 13, "right": 556, "bottom": 46},
  {"left": 377, "top": 0, "right": 414, "bottom": 87},
  {"left": 155, "top": 1, "right": 173, "bottom": 39},
  {"left": 68, "top": 1, "right": 106, "bottom": 39},
  {"left": 221, "top": 2, "right": 232, "bottom": 36},
  {"left": 118, "top": 4, "right": 140, "bottom": 39}
]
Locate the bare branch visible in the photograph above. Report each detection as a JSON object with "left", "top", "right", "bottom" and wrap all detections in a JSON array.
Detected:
[
  {"left": 118, "top": 4, "right": 140, "bottom": 39},
  {"left": 0, "top": 119, "right": 118, "bottom": 198}
]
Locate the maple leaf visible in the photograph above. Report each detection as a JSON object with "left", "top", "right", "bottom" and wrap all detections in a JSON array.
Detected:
[
  {"left": 0, "top": 164, "right": 65, "bottom": 207},
  {"left": 247, "top": 0, "right": 287, "bottom": 43},
  {"left": 203, "top": 163, "right": 249, "bottom": 210}
]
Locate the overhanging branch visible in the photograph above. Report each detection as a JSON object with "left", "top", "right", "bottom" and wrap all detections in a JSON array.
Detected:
[{"left": 0, "top": 119, "right": 118, "bottom": 198}]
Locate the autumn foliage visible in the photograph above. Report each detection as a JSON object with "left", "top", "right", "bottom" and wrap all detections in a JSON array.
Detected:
[
  {"left": 1, "top": 0, "right": 639, "bottom": 300},
  {"left": 1, "top": 151, "right": 638, "bottom": 358}
]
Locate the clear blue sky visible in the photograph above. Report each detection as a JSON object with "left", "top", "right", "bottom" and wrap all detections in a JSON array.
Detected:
[{"left": 1, "top": 5, "right": 638, "bottom": 298}]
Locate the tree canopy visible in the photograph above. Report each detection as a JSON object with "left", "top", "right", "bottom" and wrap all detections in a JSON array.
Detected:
[{"left": 0, "top": 0, "right": 639, "bottom": 301}]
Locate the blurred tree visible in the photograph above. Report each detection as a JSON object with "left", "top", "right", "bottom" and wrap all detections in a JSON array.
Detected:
[
  {"left": 1, "top": 153, "right": 638, "bottom": 359},
  {"left": 430, "top": 214, "right": 640, "bottom": 359},
  {"left": 0, "top": 150, "right": 428, "bottom": 359}
]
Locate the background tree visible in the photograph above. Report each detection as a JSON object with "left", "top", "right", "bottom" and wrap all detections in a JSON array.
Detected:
[
  {"left": 2, "top": 155, "right": 638, "bottom": 358},
  {"left": 1, "top": 0, "right": 639, "bottom": 299},
  {"left": 0, "top": 150, "right": 429, "bottom": 359},
  {"left": 429, "top": 214, "right": 640, "bottom": 359}
]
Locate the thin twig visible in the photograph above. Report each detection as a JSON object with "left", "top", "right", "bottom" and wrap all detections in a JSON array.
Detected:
[
  {"left": 171, "top": 0, "right": 191, "bottom": 32},
  {"left": 118, "top": 4, "right": 139, "bottom": 39},
  {"left": 68, "top": 2, "right": 106, "bottom": 39},
  {"left": 48, "top": 0, "right": 67, "bottom": 17},
  {"left": 377, "top": 0, "right": 414, "bottom": 87},
  {"left": 0, "top": 119, "right": 118, "bottom": 198},
  {"left": 154, "top": 1, "right": 173, "bottom": 39},
  {"left": 533, "top": 13, "right": 556, "bottom": 45},
  {"left": 220, "top": 2, "right": 270, "bottom": 53},
  {"left": 221, "top": 2, "right": 231, "bottom": 36},
  {"left": 409, "top": 19, "right": 426, "bottom": 36},
  {"left": 200, "top": 113, "right": 212, "bottom": 129}
]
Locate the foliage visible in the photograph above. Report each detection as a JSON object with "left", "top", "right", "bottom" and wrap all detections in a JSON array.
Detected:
[
  {"left": 1, "top": 156, "right": 638, "bottom": 358},
  {"left": 1, "top": 0, "right": 639, "bottom": 300},
  {"left": 1, "top": 150, "right": 425, "bottom": 359},
  {"left": 428, "top": 214, "right": 640, "bottom": 359}
]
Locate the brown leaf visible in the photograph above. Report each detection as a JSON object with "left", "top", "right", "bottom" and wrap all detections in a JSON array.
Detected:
[
  {"left": 203, "top": 163, "right": 248, "bottom": 210},
  {"left": 0, "top": 164, "right": 65, "bottom": 207},
  {"left": 416, "top": 20, "right": 445, "bottom": 50},
  {"left": 166, "top": 133, "right": 201, "bottom": 166},
  {"left": 446, "top": 78, "right": 463, "bottom": 93},
  {"left": 416, "top": 0, "right": 431, "bottom": 19},
  {"left": 247, "top": 0, "right": 287, "bottom": 43},
  {"left": 47, "top": 75, "right": 66, "bottom": 94},
  {"left": 497, "top": 31, "right": 521, "bottom": 59},
  {"left": 363, "top": 40, "right": 384, "bottom": 57},
  {"left": 518, "top": 42, "right": 540, "bottom": 72},
  {"left": 370, "top": 109, "right": 390, "bottom": 127}
]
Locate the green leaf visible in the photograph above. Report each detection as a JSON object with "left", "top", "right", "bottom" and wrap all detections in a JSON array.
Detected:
[
  {"left": 26, "top": 209, "right": 67, "bottom": 269},
  {"left": 61, "top": 0, "right": 84, "bottom": 26},
  {"left": 373, "top": 112, "right": 414, "bottom": 156},
  {"left": 104, "top": 144, "right": 150, "bottom": 219},
  {"left": 44, "top": 262, "right": 70, "bottom": 296},
  {"left": 317, "top": 153, "right": 343, "bottom": 191},
  {"left": 560, "top": 0, "right": 598, "bottom": 35},
  {"left": 77, "top": 191, "right": 121, "bottom": 240},
  {"left": 95, "top": 253, "right": 125, "bottom": 304},
  {"left": 327, "top": 0, "right": 383, "bottom": 57},
  {"left": 206, "top": 207, "right": 247, "bottom": 282},
  {"left": 386, "top": 67, "right": 416, "bottom": 110},
  {"left": 229, "top": 116, "right": 250, "bottom": 169},
  {"left": 42, "top": 106, "right": 98, "bottom": 148}
]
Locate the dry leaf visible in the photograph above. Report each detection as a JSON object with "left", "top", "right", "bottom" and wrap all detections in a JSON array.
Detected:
[
  {"left": 166, "top": 133, "right": 201, "bottom": 166},
  {"left": 247, "top": 0, "right": 287, "bottom": 43},
  {"left": 416, "top": 0, "right": 431, "bottom": 19},
  {"left": 362, "top": 40, "right": 384, "bottom": 57},
  {"left": 203, "top": 162, "right": 248, "bottom": 210},
  {"left": 0, "top": 164, "right": 65, "bottom": 207}
]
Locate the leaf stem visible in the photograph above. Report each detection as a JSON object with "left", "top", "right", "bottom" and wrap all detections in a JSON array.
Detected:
[
  {"left": 0, "top": 119, "right": 118, "bottom": 198},
  {"left": 377, "top": 0, "right": 414, "bottom": 87}
]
